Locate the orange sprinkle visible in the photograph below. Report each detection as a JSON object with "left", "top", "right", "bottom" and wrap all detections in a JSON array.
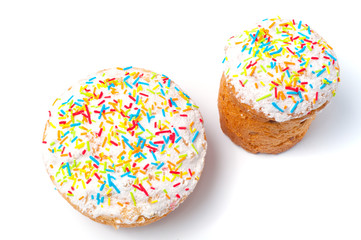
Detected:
[
  {"left": 117, "top": 202, "right": 124, "bottom": 207},
  {"left": 79, "top": 196, "right": 84, "bottom": 201},
  {"left": 278, "top": 91, "right": 286, "bottom": 100},
  {"left": 267, "top": 72, "right": 274, "bottom": 77},
  {"left": 305, "top": 94, "right": 309, "bottom": 101},
  {"left": 176, "top": 157, "right": 186, "bottom": 165},
  {"left": 269, "top": 22, "right": 275, "bottom": 28},
  {"left": 52, "top": 98, "right": 59, "bottom": 106},
  {"left": 167, "top": 161, "right": 176, "bottom": 167},
  {"left": 249, "top": 66, "right": 256, "bottom": 76},
  {"left": 255, "top": 83, "right": 258, "bottom": 89},
  {"left": 102, "top": 137, "right": 107, "bottom": 147},
  {"left": 59, "top": 136, "right": 68, "bottom": 145}
]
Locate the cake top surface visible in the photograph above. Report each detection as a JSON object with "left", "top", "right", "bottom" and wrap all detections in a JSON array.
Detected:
[
  {"left": 42, "top": 67, "right": 206, "bottom": 226},
  {"left": 223, "top": 17, "right": 340, "bottom": 122}
]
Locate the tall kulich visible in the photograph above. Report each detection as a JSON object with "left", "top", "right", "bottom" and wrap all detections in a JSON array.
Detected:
[{"left": 218, "top": 18, "right": 340, "bottom": 154}]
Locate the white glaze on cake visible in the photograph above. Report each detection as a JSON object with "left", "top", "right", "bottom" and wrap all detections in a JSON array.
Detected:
[
  {"left": 223, "top": 18, "right": 340, "bottom": 122},
  {"left": 42, "top": 67, "right": 206, "bottom": 226}
]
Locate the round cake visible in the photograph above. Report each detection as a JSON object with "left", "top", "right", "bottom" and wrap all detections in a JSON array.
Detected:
[
  {"left": 218, "top": 17, "right": 340, "bottom": 154},
  {"left": 42, "top": 67, "right": 207, "bottom": 228}
]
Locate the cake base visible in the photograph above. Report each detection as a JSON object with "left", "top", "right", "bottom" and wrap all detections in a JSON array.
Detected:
[{"left": 218, "top": 73, "right": 318, "bottom": 154}]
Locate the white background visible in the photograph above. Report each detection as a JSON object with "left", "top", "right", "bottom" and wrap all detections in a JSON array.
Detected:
[{"left": 1, "top": 0, "right": 361, "bottom": 239}]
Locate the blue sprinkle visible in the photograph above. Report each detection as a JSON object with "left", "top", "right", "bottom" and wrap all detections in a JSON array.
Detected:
[
  {"left": 272, "top": 102, "right": 284, "bottom": 112},
  {"left": 325, "top": 51, "right": 337, "bottom": 61},
  {"left": 250, "top": 30, "right": 259, "bottom": 45},
  {"left": 70, "top": 122, "right": 81, "bottom": 127},
  {"left": 137, "top": 122, "right": 145, "bottom": 131},
  {"left": 100, "top": 182, "right": 106, "bottom": 191},
  {"left": 133, "top": 77, "right": 140, "bottom": 85},
  {"left": 62, "top": 131, "right": 70, "bottom": 138},
  {"left": 222, "top": 57, "right": 226, "bottom": 63},
  {"left": 89, "top": 156, "right": 99, "bottom": 165},
  {"left": 71, "top": 136, "right": 78, "bottom": 143},
  {"left": 163, "top": 136, "right": 170, "bottom": 144},
  {"left": 248, "top": 47, "right": 253, "bottom": 55},
  {"left": 290, "top": 101, "right": 300, "bottom": 114},
  {"left": 66, "top": 162, "right": 71, "bottom": 176},
  {"left": 270, "top": 47, "right": 283, "bottom": 55},
  {"left": 151, "top": 151, "right": 157, "bottom": 161},
  {"left": 263, "top": 45, "right": 274, "bottom": 53},
  {"left": 320, "top": 84, "right": 326, "bottom": 89},
  {"left": 60, "top": 110, "right": 66, "bottom": 115},
  {"left": 149, "top": 141, "right": 158, "bottom": 147},
  {"left": 121, "top": 171, "right": 131, "bottom": 178},
  {"left": 88, "top": 77, "right": 96, "bottom": 81},
  {"left": 297, "top": 46, "right": 306, "bottom": 54},
  {"left": 123, "top": 66, "right": 132, "bottom": 70},
  {"left": 192, "top": 131, "right": 199, "bottom": 143},
  {"left": 316, "top": 68, "right": 326, "bottom": 77},
  {"left": 107, "top": 83, "right": 115, "bottom": 90},
  {"left": 237, "top": 62, "right": 242, "bottom": 68},
  {"left": 138, "top": 82, "right": 149, "bottom": 86},
  {"left": 173, "top": 128, "right": 179, "bottom": 137},
  {"left": 298, "top": 32, "right": 310, "bottom": 39},
  {"left": 124, "top": 81, "right": 133, "bottom": 89},
  {"left": 175, "top": 136, "right": 182, "bottom": 143},
  {"left": 107, "top": 174, "right": 120, "bottom": 193},
  {"left": 160, "top": 88, "right": 166, "bottom": 97},
  {"left": 139, "top": 152, "right": 147, "bottom": 159},
  {"left": 241, "top": 45, "right": 247, "bottom": 52},
  {"left": 157, "top": 162, "right": 165, "bottom": 170},
  {"left": 298, "top": 20, "right": 302, "bottom": 29},
  {"left": 286, "top": 70, "right": 291, "bottom": 78},
  {"left": 124, "top": 141, "right": 134, "bottom": 150}
]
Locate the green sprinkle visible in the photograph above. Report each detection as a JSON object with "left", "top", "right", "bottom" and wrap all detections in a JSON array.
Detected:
[
  {"left": 191, "top": 143, "right": 198, "bottom": 154},
  {"left": 130, "top": 192, "right": 136, "bottom": 206},
  {"left": 256, "top": 93, "right": 272, "bottom": 102}
]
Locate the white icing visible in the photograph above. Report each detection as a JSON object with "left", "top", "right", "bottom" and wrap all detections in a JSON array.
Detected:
[
  {"left": 42, "top": 67, "right": 207, "bottom": 225},
  {"left": 223, "top": 18, "right": 340, "bottom": 122}
]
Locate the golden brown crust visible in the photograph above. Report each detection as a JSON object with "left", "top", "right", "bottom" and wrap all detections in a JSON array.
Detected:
[{"left": 218, "top": 73, "right": 325, "bottom": 154}]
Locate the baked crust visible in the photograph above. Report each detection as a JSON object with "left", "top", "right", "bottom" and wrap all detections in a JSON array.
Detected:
[{"left": 218, "top": 73, "right": 326, "bottom": 154}]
